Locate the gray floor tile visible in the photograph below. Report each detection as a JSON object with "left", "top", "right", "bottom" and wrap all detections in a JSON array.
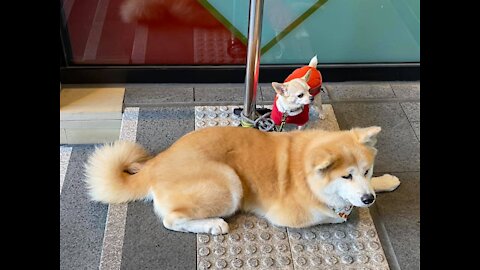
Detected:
[
  {"left": 120, "top": 106, "right": 196, "bottom": 269},
  {"left": 259, "top": 83, "right": 276, "bottom": 103},
  {"left": 121, "top": 202, "right": 197, "bottom": 270},
  {"left": 411, "top": 121, "right": 420, "bottom": 141},
  {"left": 64, "top": 144, "right": 97, "bottom": 161},
  {"left": 124, "top": 86, "right": 194, "bottom": 105},
  {"left": 333, "top": 102, "right": 420, "bottom": 172},
  {"left": 374, "top": 172, "right": 420, "bottom": 270},
  {"left": 391, "top": 82, "right": 420, "bottom": 99},
  {"left": 60, "top": 145, "right": 109, "bottom": 270},
  {"left": 400, "top": 102, "right": 420, "bottom": 122},
  {"left": 136, "top": 107, "right": 195, "bottom": 154},
  {"left": 327, "top": 82, "right": 395, "bottom": 100},
  {"left": 195, "top": 86, "right": 245, "bottom": 103}
]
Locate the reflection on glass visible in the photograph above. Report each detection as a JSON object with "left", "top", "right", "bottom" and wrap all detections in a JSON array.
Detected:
[{"left": 61, "top": 0, "right": 419, "bottom": 65}]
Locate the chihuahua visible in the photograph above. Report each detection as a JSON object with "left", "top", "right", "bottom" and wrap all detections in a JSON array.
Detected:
[{"left": 270, "top": 56, "right": 324, "bottom": 130}]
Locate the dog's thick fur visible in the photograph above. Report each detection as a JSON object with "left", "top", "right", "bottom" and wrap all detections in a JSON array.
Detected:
[{"left": 85, "top": 126, "right": 400, "bottom": 235}]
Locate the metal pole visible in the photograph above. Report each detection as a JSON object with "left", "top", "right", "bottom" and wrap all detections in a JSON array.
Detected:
[{"left": 242, "top": 0, "right": 264, "bottom": 124}]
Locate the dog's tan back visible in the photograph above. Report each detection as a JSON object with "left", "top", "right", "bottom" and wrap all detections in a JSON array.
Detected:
[{"left": 85, "top": 126, "right": 382, "bottom": 234}]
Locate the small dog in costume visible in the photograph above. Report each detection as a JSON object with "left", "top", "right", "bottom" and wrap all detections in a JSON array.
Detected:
[{"left": 271, "top": 55, "right": 325, "bottom": 130}]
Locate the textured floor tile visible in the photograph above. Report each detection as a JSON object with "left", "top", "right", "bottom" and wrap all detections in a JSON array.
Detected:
[
  {"left": 124, "top": 86, "right": 193, "bottom": 105},
  {"left": 400, "top": 102, "right": 420, "bottom": 122},
  {"left": 60, "top": 145, "right": 109, "bottom": 270},
  {"left": 327, "top": 82, "right": 395, "bottom": 100},
  {"left": 333, "top": 102, "right": 420, "bottom": 172},
  {"left": 197, "top": 214, "right": 293, "bottom": 270},
  {"left": 120, "top": 106, "right": 196, "bottom": 270},
  {"left": 195, "top": 105, "right": 241, "bottom": 129},
  {"left": 135, "top": 107, "right": 195, "bottom": 154},
  {"left": 195, "top": 86, "right": 245, "bottom": 103},
  {"left": 193, "top": 104, "right": 338, "bottom": 132},
  {"left": 288, "top": 208, "right": 389, "bottom": 270},
  {"left": 391, "top": 82, "right": 420, "bottom": 99},
  {"left": 374, "top": 172, "right": 420, "bottom": 270},
  {"left": 411, "top": 121, "right": 420, "bottom": 141}
]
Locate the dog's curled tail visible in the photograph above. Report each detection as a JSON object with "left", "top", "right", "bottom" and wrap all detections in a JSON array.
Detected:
[
  {"left": 84, "top": 140, "right": 151, "bottom": 204},
  {"left": 309, "top": 55, "right": 318, "bottom": 68}
]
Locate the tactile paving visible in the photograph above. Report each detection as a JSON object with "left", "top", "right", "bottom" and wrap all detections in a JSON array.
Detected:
[
  {"left": 194, "top": 104, "right": 338, "bottom": 132},
  {"left": 287, "top": 208, "right": 389, "bottom": 270},
  {"left": 195, "top": 105, "right": 242, "bottom": 129},
  {"left": 197, "top": 214, "right": 293, "bottom": 270},
  {"left": 195, "top": 105, "right": 390, "bottom": 269}
]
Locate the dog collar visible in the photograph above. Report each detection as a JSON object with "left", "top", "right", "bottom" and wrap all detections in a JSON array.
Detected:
[{"left": 328, "top": 204, "right": 354, "bottom": 220}]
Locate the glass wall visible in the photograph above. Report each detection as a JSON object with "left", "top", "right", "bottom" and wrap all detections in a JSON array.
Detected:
[{"left": 61, "top": 0, "right": 419, "bottom": 65}]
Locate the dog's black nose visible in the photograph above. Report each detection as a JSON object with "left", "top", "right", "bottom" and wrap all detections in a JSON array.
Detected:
[
  {"left": 309, "top": 96, "right": 314, "bottom": 102},
  {"left": 361, "top": 194, "right": 375, "bottom": 205}
]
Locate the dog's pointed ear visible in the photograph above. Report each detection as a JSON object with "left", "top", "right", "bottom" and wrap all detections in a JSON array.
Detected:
[
  {"left": 309, "top": 149, "right": 337, "bottom": 173},
  {"left": 352, "top": 126, "right": 382, "bottom": 146},
  {"left": 272, "top": 82, "right": 287, "bottom": 96},
  {"left": 301, "top": 69, "right": 312, "bottom": 82}
]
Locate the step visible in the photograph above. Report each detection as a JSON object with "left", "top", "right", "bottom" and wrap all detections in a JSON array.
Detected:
[{"left": 60, "top": 87, "right": 125, "bottom": 144}]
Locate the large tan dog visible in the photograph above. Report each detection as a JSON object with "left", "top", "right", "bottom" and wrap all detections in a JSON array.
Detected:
[{"left": 85, "top": 126, "right": 400, "bottom": 235}]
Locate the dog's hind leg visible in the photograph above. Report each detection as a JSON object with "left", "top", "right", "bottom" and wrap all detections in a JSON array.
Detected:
[
  {"left": 162, "top": 212, "right": 229, "bottom": 235},
  {"left": 159, "top": 179, "right": 238, "bottom": 235},
  {"left": 372, "top": 174, "right": 401, "bottom": 193},
  {"left": 152, "top": 162, "right": 243, "bottom": 235}
]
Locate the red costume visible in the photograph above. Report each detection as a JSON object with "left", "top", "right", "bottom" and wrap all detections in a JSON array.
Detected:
[{"left": 271, "top": 65, "right": 323, "bottom": 126}]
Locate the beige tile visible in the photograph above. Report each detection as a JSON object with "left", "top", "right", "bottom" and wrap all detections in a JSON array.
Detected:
[
  {"left": 60, "top": 119, "right": 121, "bottom": 129},
  {"left": 60, "top": 88, "right": 125, "bottom": 121},
  {"left": 65, "top": 128, "right": 120, "bottom": 144},
  {"left": 60, "top": 129, "right": 67, "bottom": 144},
  {"left": 306, "top": 104, "right": 340, "bottom": 131}
]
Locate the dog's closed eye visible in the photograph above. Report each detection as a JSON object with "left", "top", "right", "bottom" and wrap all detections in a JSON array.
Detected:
[
  {"left": 364, "top": 169, "right": 369, "bottom": 176},
  {"left": 342, "top": 174, "right": 353, "bottom": 180},
  {"left": 297, "top": 93, "right": 304, "bottom": 98}
]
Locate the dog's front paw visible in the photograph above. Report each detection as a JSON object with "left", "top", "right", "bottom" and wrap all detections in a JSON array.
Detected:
[
  {"left": 372, "top": 174, "right": 401, "bottom": 193},
  {"left": 208, "top": 219, "right": 229, "bottom": 235}
]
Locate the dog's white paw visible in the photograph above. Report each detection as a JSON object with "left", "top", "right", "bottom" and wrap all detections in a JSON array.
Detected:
[
  {"left": 372, "top": 174, "right": 401, "bottom": 193},
  {"left": 207, "top": 219, "right": 229, "bottom": 235}
]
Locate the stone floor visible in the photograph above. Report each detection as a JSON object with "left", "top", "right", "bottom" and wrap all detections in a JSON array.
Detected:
[{"left": 60, "top": 81, "right": 420, "bottom": 270}]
